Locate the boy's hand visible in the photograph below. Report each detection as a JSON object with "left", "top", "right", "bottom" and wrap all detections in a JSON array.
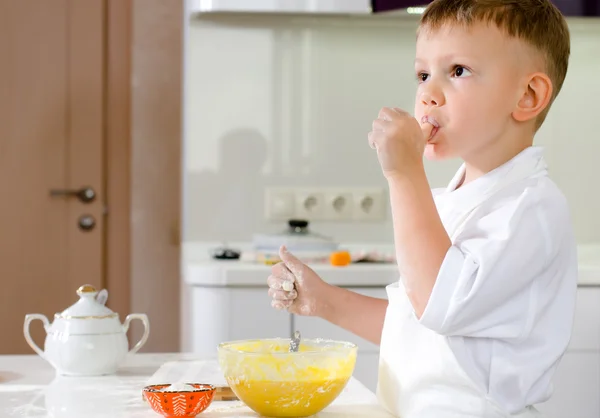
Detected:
[
  {"left": 368, "top": 107, "right": 434, "bottom": 179},
  {"left": 267, "top": 246, "right": 330, "bottom": 316}
]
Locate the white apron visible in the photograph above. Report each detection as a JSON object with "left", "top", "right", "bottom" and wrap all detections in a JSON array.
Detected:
[{"left": 376, "top": 148, "right": 547, "bottom": 418}]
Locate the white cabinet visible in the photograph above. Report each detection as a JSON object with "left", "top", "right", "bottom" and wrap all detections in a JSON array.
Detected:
[
  {"left": 188, "top": 0, "right": 372, "bottom": 14},
  {"left": 353, "top": 352, "right": 381, "bottom": 393},
  {"left": 536, "top": 287, "right": 600, "bottom": 418},
  {"left": 536, "top": 352, "right": 600, "bottom": 418},
  {"left": 187, "top": 287, "right": 291, "bottom": 355}
]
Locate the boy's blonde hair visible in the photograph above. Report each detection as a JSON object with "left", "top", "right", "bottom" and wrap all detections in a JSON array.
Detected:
[{"left": 419, "top": 0, "right": 570, "bottom": 128}]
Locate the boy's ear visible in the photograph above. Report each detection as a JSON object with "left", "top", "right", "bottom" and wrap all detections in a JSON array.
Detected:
[{"left": 512, "top": 73, "right": 553, "bottom": 123}]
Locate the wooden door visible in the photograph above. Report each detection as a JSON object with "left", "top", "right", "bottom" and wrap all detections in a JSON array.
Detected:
[{"left": 0, "top": 0, "right": 105, "bottom": 354}]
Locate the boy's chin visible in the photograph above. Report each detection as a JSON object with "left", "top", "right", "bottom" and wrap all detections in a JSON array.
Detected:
[{"left": 424, "top": 143, "right": 455, "bottom": 161}]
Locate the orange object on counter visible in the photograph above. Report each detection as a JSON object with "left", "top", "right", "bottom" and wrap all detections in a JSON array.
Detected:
[
  {"left": 143, "top": 383, "right": 215, "bottom": 416},
  {"left": 330, "top": 251, "right": 352, "bottom": 266}
]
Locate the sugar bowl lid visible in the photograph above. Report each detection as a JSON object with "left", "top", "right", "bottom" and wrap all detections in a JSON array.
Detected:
[
  {"left": 56, "top": 285, "right": 115, "bottom": 319},
  {"left": 50, "top": 285, "right": 121, "bottom": 335},
  {"left": 48, "top": 285, "right": 124, "bottom": 336}
]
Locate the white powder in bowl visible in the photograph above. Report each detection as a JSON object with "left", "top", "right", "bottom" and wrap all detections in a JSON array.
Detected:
[{"left": 161, "top": 383, "right": 197, "bottom": 392}]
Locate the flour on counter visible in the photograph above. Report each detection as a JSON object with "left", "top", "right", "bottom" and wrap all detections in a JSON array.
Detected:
[{"left": 161, "top": 383, "right": 197, "bottom": 392}]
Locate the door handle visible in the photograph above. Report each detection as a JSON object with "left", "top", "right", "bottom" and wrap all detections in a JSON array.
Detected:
[{"left": 49, "top": 186, "right": 96, "bottom": 203}]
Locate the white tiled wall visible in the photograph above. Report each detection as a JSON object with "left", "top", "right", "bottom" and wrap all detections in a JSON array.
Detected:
[{"left": 183, "top": 13, "right": 600, "bottom": 243}]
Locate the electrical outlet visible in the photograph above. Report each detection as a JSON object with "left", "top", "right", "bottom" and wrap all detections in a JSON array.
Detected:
[
  {"left": 266, "top": 187, "right": 387, "bottom": 222},
  {"left": 295, "top": 189, "right": 326, "bottom": 221},
  {"left": 352, "top": 188, "right": 386, "bottom": 221},
  {"left": 264, "top": 188, "right": 295, "bottom": 221},
  {"left": 323, "top": 189, "right": 353, "bottom": 221}
]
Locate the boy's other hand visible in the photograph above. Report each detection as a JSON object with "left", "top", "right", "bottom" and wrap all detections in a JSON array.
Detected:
[{"left": 267, "top": 245, "right": 331, "bottom": 316}]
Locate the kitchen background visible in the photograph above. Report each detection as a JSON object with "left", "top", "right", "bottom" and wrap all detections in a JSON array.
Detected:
[{"left": 184, "top": 13, "right": 600, "bottom": 244}]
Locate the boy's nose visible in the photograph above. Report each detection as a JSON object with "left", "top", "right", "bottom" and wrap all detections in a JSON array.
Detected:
[{"left": 420, "top": 87, "right": 445, "bottom": 107}]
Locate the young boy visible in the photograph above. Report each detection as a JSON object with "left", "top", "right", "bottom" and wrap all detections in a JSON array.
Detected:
[{"left": 267, "top": 0, "right": 577, "bottom": 417}]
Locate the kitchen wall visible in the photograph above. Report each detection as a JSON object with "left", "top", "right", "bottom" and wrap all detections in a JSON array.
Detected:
[{"left": 184, "top": 13, "right": 600, "bottom": 244}]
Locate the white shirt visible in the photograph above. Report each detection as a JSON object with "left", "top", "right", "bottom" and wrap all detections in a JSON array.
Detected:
[{"left": 418, "top": 146, "right": 578, "bottom": 413}]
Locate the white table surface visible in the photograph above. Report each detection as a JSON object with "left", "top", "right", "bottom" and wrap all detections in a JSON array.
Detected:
[{"left": 0, "top": 353, "right": 394, "bottom": 417}]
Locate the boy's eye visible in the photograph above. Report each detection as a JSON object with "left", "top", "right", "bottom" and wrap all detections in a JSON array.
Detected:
[
  {"left": 452, "top": 65, "right": 472, "bottom": 78},
  {"left": 417, "top": 72, "right": 429, "bottom": 83}
]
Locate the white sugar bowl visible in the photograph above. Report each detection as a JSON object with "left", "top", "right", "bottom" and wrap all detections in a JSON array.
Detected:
[{"left": 23, "top": 284, "right": 150, "bottom": 376}]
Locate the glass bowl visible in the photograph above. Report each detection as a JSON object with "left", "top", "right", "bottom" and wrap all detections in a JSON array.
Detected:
[{"left": 217, "top": 338, "right": 357, "bottom": 417}]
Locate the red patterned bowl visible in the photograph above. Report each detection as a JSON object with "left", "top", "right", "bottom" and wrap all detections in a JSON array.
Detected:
[{"left": 143, "top": 383, "right": 215, "bottom": 417}]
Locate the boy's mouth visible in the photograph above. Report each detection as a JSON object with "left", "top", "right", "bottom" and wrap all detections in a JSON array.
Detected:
[{"left": 421, "top": 115, "right": 440, "bottom": 141}]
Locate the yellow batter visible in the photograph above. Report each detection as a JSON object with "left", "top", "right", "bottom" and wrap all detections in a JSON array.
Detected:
[
  {"left": 227, "top": 376, "right": 351, "bottom": 417},
  {"left": 218, "top": 339, "right": 357, "bottom": 418}
]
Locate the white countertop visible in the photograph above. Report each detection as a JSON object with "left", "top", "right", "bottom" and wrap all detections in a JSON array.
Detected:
[
  {"left": 183, "top": 242, "right": 600, "bottom": 287},
  {"left": 0, "top": 353, "right": 393, "bottom": 418}
]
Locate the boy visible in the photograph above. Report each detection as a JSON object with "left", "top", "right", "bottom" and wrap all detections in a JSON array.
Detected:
[{"left": 267, "top": 0, "right": 577, "bottom": 417}]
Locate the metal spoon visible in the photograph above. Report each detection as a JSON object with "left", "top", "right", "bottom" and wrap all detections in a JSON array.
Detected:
[{"left": 289, "top": 330, "right": 301, "bottom": 352}]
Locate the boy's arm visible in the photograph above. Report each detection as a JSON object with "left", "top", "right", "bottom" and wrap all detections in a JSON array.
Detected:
[
  {"left": 368, "top": 107, "right": 451, "bottom": 318},
  {"left": 318, "top": 284, "right": 389, "bottom": 346},
  {"left": 387, "top": 165, "right": 451, "bottom": 318}
]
